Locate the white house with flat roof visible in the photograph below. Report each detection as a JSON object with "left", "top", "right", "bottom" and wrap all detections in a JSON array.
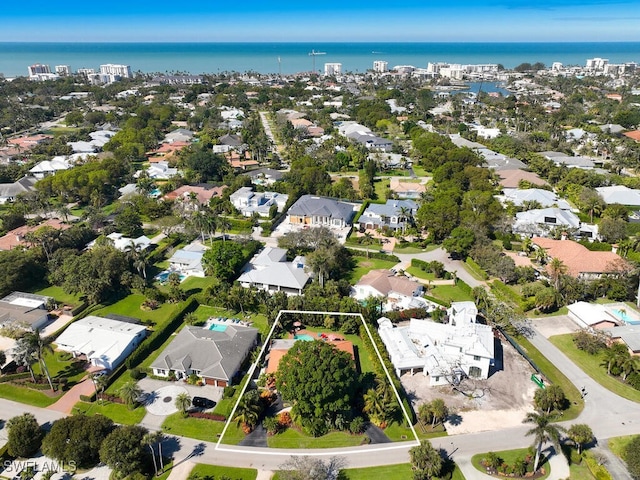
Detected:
[
  {"left": 55, "top": 316, "right": 147, "bottom": 370},
  {"left": 377, "top": 301, "right": 494, "bottom": 386}
]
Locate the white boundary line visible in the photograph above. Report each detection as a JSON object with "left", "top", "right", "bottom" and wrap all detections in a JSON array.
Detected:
[{"left": 215, "top": 309, "right": 421, "bottom": 453}]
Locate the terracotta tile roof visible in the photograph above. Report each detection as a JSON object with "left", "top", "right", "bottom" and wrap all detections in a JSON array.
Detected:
[
  {"left": 0, "top": 219, "right": 71, "bottom": 251},
  {"left": 532, "top": 237, "right": 630, "bottom": 277},
  {"left": 624, "top": 130, "right": 640, "bottom": 142},
  {"left": 498, "top": 169, "right": 547, "bottom": 189},
  {"left": 357, "top": 269, "right": 421, "bottom": 297},
  {"left": 266, "top": 336, "right": 354, "bottom": 374},
  {"left": 163, "top": 185, "right": 225, "bottom": 204}
]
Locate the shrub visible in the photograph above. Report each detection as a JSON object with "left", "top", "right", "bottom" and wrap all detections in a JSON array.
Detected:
[
  {"left": 223, "top": 386, "right": 236, "bottom": 399},
  {"left": 349, "top": 416, "right": 365, "bottom": 434},
  {"left": 187, "top": 411, "right": 226, "bottom": 421},
  {"left": 129, "top": 368, "right": 145, "bottom": 380}
]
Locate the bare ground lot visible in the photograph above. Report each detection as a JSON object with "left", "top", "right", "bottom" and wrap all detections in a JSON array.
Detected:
[{"left": 401, "top": 337, "right": 538, "bottom": 435}]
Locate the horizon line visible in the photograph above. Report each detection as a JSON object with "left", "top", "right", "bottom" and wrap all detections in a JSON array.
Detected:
[{"left": 2, "top": 40, "right": 640, "bottom": 44}]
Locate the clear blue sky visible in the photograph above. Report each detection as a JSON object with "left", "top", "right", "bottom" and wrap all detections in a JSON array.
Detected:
[{"left": 2, "top": 0, "right": 640, "bottom": 42}]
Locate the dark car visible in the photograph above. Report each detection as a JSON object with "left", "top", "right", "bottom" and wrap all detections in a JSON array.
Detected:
[{"left": 192, "top": 396, "right": 215, "bottom": 409}]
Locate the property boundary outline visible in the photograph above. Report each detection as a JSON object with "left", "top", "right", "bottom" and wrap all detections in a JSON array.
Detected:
[{"left": 215, "top": 309, "right": 421, "bottom": 455}]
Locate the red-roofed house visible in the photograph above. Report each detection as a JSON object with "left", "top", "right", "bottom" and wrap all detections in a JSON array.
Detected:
[
  {"left": 532, "top": 237, "right": 631, "bottom": 280},
  {"left": 163, "top": 185, "right": 225, "bottom": 205},
  {"left": 624, "top": 130, "right": 640, "bottom": 142},
  {"left": 0, "top": 219, "right": 71, "bottom": 251}
]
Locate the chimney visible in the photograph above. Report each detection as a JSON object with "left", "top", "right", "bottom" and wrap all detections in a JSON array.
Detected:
[{"left": 612, "top": 243, "right": 618, "bottom": 254}]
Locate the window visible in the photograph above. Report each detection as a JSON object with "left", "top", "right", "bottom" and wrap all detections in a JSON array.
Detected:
[
  {"left": 469, "top": 366, "right": 482, "bottom": 378},
  {"left": 544, "top": 216, "right": 557, "bottom": 224},
  {"left": 474, "top": 355, "right": 481, "bottom": 361}
]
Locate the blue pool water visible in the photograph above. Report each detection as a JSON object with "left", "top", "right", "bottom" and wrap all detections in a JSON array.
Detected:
[
  {"left": 611, "top": 309, "right": 640, "bottom": 325},
  {"left": 209, "top": 324, "right": 228, "bottom": 332},
  {"left": 294, "top": 334, "right": 314, "bottom": 341},
  {"left": 155, "top": 271, "right": 186, "bottom": 283}
]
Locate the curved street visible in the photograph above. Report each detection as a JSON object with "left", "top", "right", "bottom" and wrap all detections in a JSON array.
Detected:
[{"left": 3, "top": 320, "right": 639, "bottom": 479}]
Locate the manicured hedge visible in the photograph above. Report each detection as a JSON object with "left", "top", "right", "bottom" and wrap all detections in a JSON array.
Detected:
[
  {"left": 188, "top": 411, "right": 227, "bottom": 421},
  {"left": 146, "top": 235, "right": 181, "bottom": 265},
  {"left": 0, "top": 372, "right": 30, "bottom": 383},
  {"left": 125, "top": 296, "right": 199, "bottom": 369},
  {"left": 347, "top": 248, "right": 400, "bottom": 263}
]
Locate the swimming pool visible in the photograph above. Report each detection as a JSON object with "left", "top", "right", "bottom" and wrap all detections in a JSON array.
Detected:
[
  {"left": 155, "top": 271, "right": 186, "bottom": 283},
  {"left": 209, "top": 324, "right": 228, "bottom": 332},
  {"left": 294, "top": 334, "right": 314, "bottom": 341},
  {"left": 610, "top": 308, "right": 640, "bottom": 325}
]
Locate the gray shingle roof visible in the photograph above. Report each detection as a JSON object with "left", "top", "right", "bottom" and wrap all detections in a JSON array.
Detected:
[{"left": 287, "top": 195, "right": 357, "bottom": 223}]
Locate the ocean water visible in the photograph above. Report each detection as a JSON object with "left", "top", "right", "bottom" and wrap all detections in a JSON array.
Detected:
[{"left": 1, "top": 42, "right": 640, "bottom": 78}]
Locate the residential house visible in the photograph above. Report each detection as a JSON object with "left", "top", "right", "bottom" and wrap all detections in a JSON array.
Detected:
[
  {"left": 595, "top": 185, "right": 640, "bottom": 207},
  {"left": 540, "top": 151, "right": 597, "bottom": 169},
  {"left": 478, "top": 148, "right": 527, "bottom": 170},
  {"left": 605, "top": 325, "right": 640, "bottom": 356},
  {"left": 212, "top": 134, "right": 244, "bottom": 154},
  {"left": 139, "top": 161, "right": 180, "bottom": 180},
  {"left": 567, "top": 302, "right": 620, "bottom": 330},
  {"left": 163, "top": 184, "right": 225, "bottom": 207},
  {"left": 624, "top": 130, "right": 640, "bottom": 143},
  {"left": 229, "top": 186, "right": 288, "bottom": 217},
  {"left": 532, "top": 237, "right": 631, "bottom": 280},
  {"left": 55, "top": 316, "right": 147, "bottom": 370},
  {"left": 352, "top": 270, "right": 429, "bottom": 312},
  {"left": 497, "top": 169, "right": 547, "bottom": 189},
  {"left": 29, "top": 156, "right": 72, "bottom": 179},
  {"left": 266, "top": 337, "right": 355, "bottom": 374},
  {"left": 377, "top": 301, "right": 494, "bottom": 386},
  {"left": 147, "top": 141, "right": 191, "bottom": 163},
  {"left": 150, "top": 323, "right": 258, "bottom": 387},
  {"left": 0, "top": 292, "right": 51, "bottom": 331},
  {"left": 498, "top": 188, "right": 571, "bottom": 210},
  {"left": 513, "top": 208, "right": 598, "bottom": 239},
  {"left": 389, "top": 178, "right": 426, "bottom": 199},
  {"left": 237, "top": 247, "right": 310, "bottom": 295},
  {"left": 163, "top": 128, "right": 194, "bottom": 143},
  {"left": 87, "top": 232, "right": 152, "bottom": 252},
  {"left": 0, "top": 219, "right": 71, "bottom": 251},
  {"left": 247, "top": 168, "right": 284, "bottom": 186},
  {"left": 356, "top": 199, "right": 417, "bottom": 232},
  {"left": 286, "top": 195, "right": 358, "bottom": 228},
  {"left": 337, "top": 121, "right": 393, "bottom": 152},
  {"left": 0, "top": 176, "right": 37, "bottom": 204},
  {"left": 167, "top": 241, "right": 207, "bottom": 278}
]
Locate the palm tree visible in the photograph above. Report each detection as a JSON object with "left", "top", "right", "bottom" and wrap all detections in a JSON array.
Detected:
[
  {"left": 409, "top": 440, "right": 443, "bottom": 480},
  {"left": 15, "top": 330, "right": 55, "bottom": 391},
  {"left": 175, "top": 392, "right": 192, "bottom": 417},
  {"left": 620, "top": 354, "right": 639, "bottom": 381},
  {"left": 90, "top": 373, "right": 109, "bottom": 403},
  {"left": 125, "top": 240, "right": 148, "bottom": 279},
  {"left": 398, "top": 205, "right": 413, "bottom": 234},
  {"left": 361, "top": 231, "right": 374, "bottom": 258},
  {"left": 306, "top": 247, "right": 333, "bottom": 288},
  {"left": 363, "top": 388, "right": 387, "bottom": 427},
  {"left": 523, "top": 410, "right": 567, "bottom": 472},
  {"left": 547, "top": 257, "right": 567, "bottom": 292},
  {"left": 219, "top": 218, "right": 231, "bottom": 242},
  {"left": 119, "top": 380, "right": 143, "bottom": 409},
  {"left": 567, "top": 424, "right": 594, "bottom": 455},
  {"left": 600, "top": 344, "right": 628, "bottom": 376},
  {"left": 233, "top": 391, "right": 262, "bottom": 432},
  {"left": 142, "top": 432, "right": 161, "bottom": 476}
]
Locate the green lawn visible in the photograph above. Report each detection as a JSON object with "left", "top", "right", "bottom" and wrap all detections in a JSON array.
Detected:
[
  {"left": 548, "top": 334, "right": 640, "bottom": 403},
  {"left": 411, "top": 166, "right": 430, "bottom": 177},
  {"left": 188, "top": 463, "right": 257, "bottom": 480},
  {"left": 374, "top": 178, "right": 391, "bottom": 200},
  {"left": 471, "top": 448, "right": 550, "bottom": 479},
  {"left": 32, "top": 285, "right": 82, "bottom": 306},
  {"left": 33, "top": 350, "right": 88, "bottom": 386},
  {"left": 383, "top": 421, "right": 446, "bottom": 441},
  {"left": 93, "top": 294, "right": 180, "bottom": 326},
  {"left": 0, "top": 384, "right": 60, "bottom": 407},
  {"left": 516, "top": 335, "right": 583, "bottom": 420},
  {"left": 429, "top": 284, "right": 474, "bottom": 304},
  {"left": 192, "top": 305, "right": 269, "bottom": 336},
  {"left": 267, "top": 428, "right": 364, "bottom": 448},
  {"left": 608, "top": 434, "right": 637, "bottom": 458},
  {"left": 406, "top": 266, "right": 436, "bottom": 281},
  {"left": 180, "top": 276, "right": 217, "bottom": 295},
  {"left": 161, "top": 413, "right": 245, "bottom": 444},
  {"left": 347, "top": 256, "right": 399, "bottom": 283},
  {"left": 73, "top": 400, "right": 146, "bottom": 424},
  {"left": 340, "top": 463, "right": 465, "bottom": 480},
  {"left": 393, "top": 243, "right": 439, "bottom": 254}
]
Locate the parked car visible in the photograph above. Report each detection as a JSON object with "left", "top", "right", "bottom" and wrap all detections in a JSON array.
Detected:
[{"left": 192, "top": 396, "right": 215, "bottom": 409}]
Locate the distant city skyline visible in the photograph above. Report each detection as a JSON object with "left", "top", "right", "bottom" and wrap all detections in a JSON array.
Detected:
[{"left": 2, "top": 0, "right": 640, "bottom": 43}]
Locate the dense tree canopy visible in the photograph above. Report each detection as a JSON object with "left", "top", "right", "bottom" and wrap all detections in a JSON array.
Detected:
[
  {"left": 99, "top": 425, "right": 150, "bottom": 478},
  {"left": 42, "top": 415, "right": 114, "bottom": 468},
  {"left": 7, "top": 413, "right": 43, "bottom": 458},
  {"left": 276, "top": 340, "right": 358, "bottom": 435}
]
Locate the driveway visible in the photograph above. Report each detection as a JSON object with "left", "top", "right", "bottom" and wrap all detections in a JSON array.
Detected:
[
  {"left": 138, "top": 378, "right": 223, "bottom": 411},
  {"left": 48, "top": 377, "right": 95, "bottom": 414}
]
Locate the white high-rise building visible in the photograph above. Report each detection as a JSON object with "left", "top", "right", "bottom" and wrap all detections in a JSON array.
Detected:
[
  {"left": 55, "top": 65, "right": 71, "bottom": 76},
  {"left": 586, "top": 58, "right": 608, "bottom": 71},
  {"left": 28, "top": 64, "right": 51, "bottom": 76},
  {"left": 324, "top": 63, "right": 342, "bottom": 76},
  {"left": 99, "top": 64, "right": 133, "bottom": 78},
  {"left": 373, "top": 60, "right": 388, "bottom": 73}
]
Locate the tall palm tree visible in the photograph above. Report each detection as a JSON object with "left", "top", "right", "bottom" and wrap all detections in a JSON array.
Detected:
[
  {"left": 91, "top": 373, "right": 109, "bottom": 403},
  {"left": 523, "top": 410, "right": 567, "bottom": 472},
  {"left": 620, "top": 353, "right": 639, "bottom": 381},
  {"left": 306, "top": 247, "right": 333, "bottom": 288},
  {"left": 547, "top": 257, "right": 567, "bottom": 292},
  {"left": 142, "top": 432, "right": 161, "bottom": 476},
  {"left": 219, "top": 218, "right": 231, "bottom": 243},
  {"left": 175, "top": 392, "right": 192, "bottom": 417},
  {"left": 119, "top": 380, "right": 143, "bottom": 409},
  {"left": 16, "top": 330, "right": 55, "bottom": 391},
  {"left": 125, "top": 240, "right": 148, "bottom": 279},
  {"left": 409, "top": 440, "right": 443, "bottom": 480},
  {"left": 233, "top": 391, "right": 262, "bottom": 432},
  {"left": 361, "top": 231, "right": 374, "bottom": 258}
]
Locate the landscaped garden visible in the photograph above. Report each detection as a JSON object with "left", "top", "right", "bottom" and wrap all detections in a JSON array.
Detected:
[
  {"left": 74, "top": 400, "right": 146, "bottom": 425},
  {"left": 187, "top": 463, "right": 257, "bottom": 480}
]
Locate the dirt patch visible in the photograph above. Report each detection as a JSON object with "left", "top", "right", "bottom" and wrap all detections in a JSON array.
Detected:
[{"left": 401, "top": 338, "right": 537, "bottom": 435}]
